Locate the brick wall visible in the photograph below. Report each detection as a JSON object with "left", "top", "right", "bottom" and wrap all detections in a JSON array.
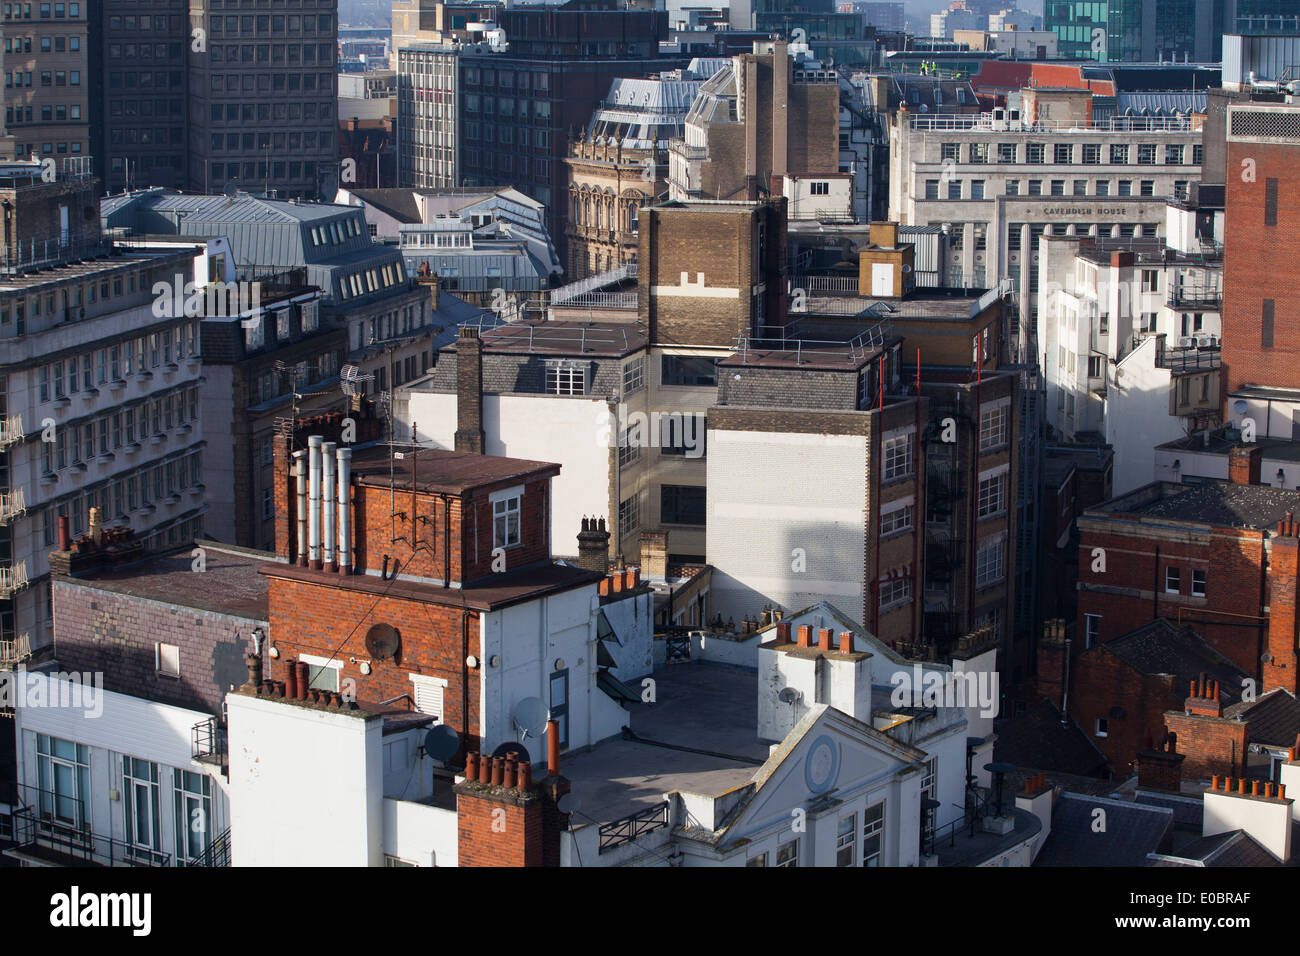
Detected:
[
  {"left": 1070, "top": 644, "right": 1177, "bottom": 776},
  {"left": 1076, "top": 520, "right": 1267, "bottom": 678},
  {"left": 1164, "top": 709, "right": 1248, "bottom": 780},
  {"left": 1222, "top": 138, "right": 1300, "bottom": 397},
  {"left": 455, "top": 785, "right": 544, "bottom": 866},
  {"left": 51, "top": 578, "right": 262, "bottom": 715},
  {"left": 266, "top": 578, "right": 482, "bottom": 753}
]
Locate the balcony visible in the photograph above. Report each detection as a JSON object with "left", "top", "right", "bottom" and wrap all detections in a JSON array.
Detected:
[
  {"left": 8, "top": 786, "right": 172, "bottom": 867},
  {"left": 192, "top": 716, "right": 228, "bottom": 777},
  {"left": 0, "top": 632, "right": 30, "bottom": 667},
  {"left": 0, "top": 561, "right": 29, "bottom": 597},
  {"left": 0, "top": 487, "right": 25, "bottom": 524},
  {"left": 1166, "top": 285, "right": 1222, "bottom": 310},
  {"left": 0, "top": 414, "right": 22, "bottom": 449}
]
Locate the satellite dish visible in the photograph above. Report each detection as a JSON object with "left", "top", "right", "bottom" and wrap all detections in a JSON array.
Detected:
[
  {"left": 512, "top": 697, "right": 549, "bottom": 740},
  {"left": 423, "top": 724, "right": 460, "bottom": 761},
  {"left": 492, "top": 741, "right": 530, "bottom": 760},
  {"left": 778, "top": 687, "right": 802, "bottom": 704},
  {"left": 364, "top": 623, "right": 401, "bottom": 660},
  {"left": 557, "top": 791, "right": 582, "bottom": 814}
]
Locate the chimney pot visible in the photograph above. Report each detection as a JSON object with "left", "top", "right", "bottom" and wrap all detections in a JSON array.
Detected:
[
  {"left": 286, "top": 663, "right": 299, "bottom": 700},
  {"left": 478, "top": 752, "right": 493, "bottom": 784},
  {"left": 1212, "top": 775, "right": 1220, "bottom": 790},
  {"left": 465, "top": 752, "right": 480, "bottom": 780},
  {"left": 503, "top": 756, "right": 518, "bottom": 789},
  {"left": 518, "top": 760, "right": 532, "bottom": 790},
  {"left": 1279, "top": 783, "right": 1287, "bottom": 798},
  {"left": 547, "top": 719, "right": 560, "bottom": 777},
  {"left": 1238, "top": 778, "right": 1248, "bottom": 794},
  {"left": 491, "top": 756, "right": 505, "bottom": 787}
]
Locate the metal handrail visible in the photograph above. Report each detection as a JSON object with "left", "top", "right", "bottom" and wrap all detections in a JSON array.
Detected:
[
  {"left": 0, "top": 632, "right": 30, "bottom": 665},
  {"left": 11, "top": 786, "right": 173, "bottom": 867},
  {"left": 599, "top": 801, "right": 669, "bottom": 853},
  {"left": 182, "top": 826, "right": 231, "bottom": 868}
]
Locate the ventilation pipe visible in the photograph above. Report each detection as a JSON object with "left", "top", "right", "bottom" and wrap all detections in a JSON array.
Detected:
[
  {"left": 337, "top": 447, "right": 352, "bottom": 575},
  {"left": 293, "top": 450, "right": 308, "bottom": 566},
  {"left": 308, "top": 435, "right": 323, "bottom": 569},
  {"left": 322, "top": 441, "right": 337, "bottom": 571}
]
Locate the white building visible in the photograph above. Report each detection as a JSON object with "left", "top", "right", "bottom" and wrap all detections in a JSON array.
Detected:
[
  {"left": 1036, "top": 191, "right": 1223, "bottom": 492},
  {"left": 888, "top": 87, "right": 1203, "bottom": 352}
]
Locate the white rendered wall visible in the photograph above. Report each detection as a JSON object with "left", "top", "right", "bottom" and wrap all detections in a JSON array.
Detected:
[
  {"left": 227, "top": 693, "right": 384, "bottom": 867},
  {"left": 1105, "top": 338, "right": 1179, "bottom": 496},
  {"left": 707, "top": 429, "right": 867, "bottom": 623}
]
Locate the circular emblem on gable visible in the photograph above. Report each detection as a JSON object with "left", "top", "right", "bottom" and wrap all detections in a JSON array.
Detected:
[{"left": 804, "top": 735, "right": 840, "bottom": 795}]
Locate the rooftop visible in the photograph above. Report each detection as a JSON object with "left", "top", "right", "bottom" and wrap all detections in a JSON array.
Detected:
[
  {"left": 1090, "top": 480, "right": 1300, "bottom": 531},
  {"left": 0, "top": 247, "right": 194, "bottom": 293},
  {"left": 1224, "top": 689, "right": 1300, "bottom": 749},
  {"left": 348, "top": 445, "right": 561, "bottom": 496},
  {"left": 1103, "top": 620, "right": 1246, "bottom": 705},
  {"left": 559, "top": 662, "right": 770, "bottom": 824},
  {"left": 54, "top": 541, "right": 271, "bottom": 621},
  {"left": 1034, "top": 793, "right": 1174, "bottom": 866},
  {"left": 993, "top": 698, "right": 1109, "bottom": 778}
]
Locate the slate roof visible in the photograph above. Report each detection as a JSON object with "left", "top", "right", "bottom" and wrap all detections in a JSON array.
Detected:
[
  {"left": 1100, "top": 481, "right": 1300, "bottom": 530},
  {"left": 1104, "top": 620, "right": 1248, "bottom": 707},
  {"left": 994, "top": 698, "right": 1110, "bottom": 777},
  {"left": 1224, "top": 688, "right": 1300, "bottom": 749},
  {"left": 1147, "top": 831, "right": 1280, "bottom": 867},
  {"left": 1135, "top": 790, "right": 1204, "bottom": 829},
  {"left": 1034, "top": 794, "right": 1174, "bottom": 866}
]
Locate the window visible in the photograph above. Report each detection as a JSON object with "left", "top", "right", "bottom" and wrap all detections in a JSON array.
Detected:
[
  {"left": 174, "top": 770, "right": 212, "bottom": 864},
  {"left": 940, "top": 142, "right": 960, "bottom": 162},
  {"left": 122, "top": 756, "right": 162, "bottom": 854},
  {"left": 154, "top": 641, "right": 180, "bottom": 676},
  {"left": 883, "top": 434, "right": 913, "bottom": 481},
  {"left": 775, "top": 838, "right": 799, "bottom": 867},
  {"left": 1165, "top": 144, "right": 1184, "bottom": 165},
  {"left": 977, "top": 472, "right": 1006, "bottom": 518},
  {"left": 1118, "top": 180, "right": 1132, "bottom": 196},
  {"left": 1050, "top": 180, "right": 1065, "bottom": 196},
  {"left": 947, "top": 179, "right": 962, "bottom": 199},
  {"left": 878, "top": 577, "right": 911, "bottom": 611},
  {"left": 836, "top": 814, "right": 856, "bottom": 866},
  {"left": 549, "top": 669, "right": 569, "bottom": 749},
  {"left": 979, "top": 404, "right": 1008, "bottom": 451},
  {"left": 1054, "top": 143, "right": 1072, "bottom": 164},
  {"left": 300, "top": 654, "right": 341, "bottom": 692},
  {"left": 1110, "top": 144, "right": 1129, "bottom": 164},
  {"left": 1165, "top": 566, "right": 1180, "bottom": 594},
  {"left": 1263, "top": 299, "right": 1275, "bottom": 349},
  {"left": 1006, "top": 179, "right": 1020, "bottom": 196},
  {"left": 997, "top": 143, "right": 1016, "bottom": 163},
  {"left": 36, "top": 734, "right": 89, "bottom": 828},
  {"left": 1193, "top": 144, "right": 1204, "bottom": 166},
  {"left": 881, "top": 502, "right": 914, "bottom": 536},
  {"left": 1026, "top": 143, "right": 1044, "bottom": 164},
  {"left": 1095, "top": 718, "right": 1108, "bottom": 737},
  {"left": 1265, "top": 178, "right": 1278, "bottom": 226},
  {"left": 1073, "top": 180, "right": 1087, "bottom": 196},
  {"left": 660, "top": 414, "right": 704, "bottom": 458},
  {"left": 924, "top": 179, "right": 939, "bottom": 199},
  {"left": 622, "top": 357, "right": 644, "bottom": 395},
  {"left": 975, "top": 537, "right": 1004, "bottom": 587},
  {"left": 492, "top": 493, "right": 521, "bottom": 548},
  {"left": 1137, "top": 144, "right": 1156, "bottom": 165},
  {"left": 1085, "top": 613, "right": 1100, "bottom": 648},
  {"left": 545, "top": 362, "right": 585, "bottom": 395},
  {"left": 971, "top": 180, "right": 985, "bottom": 199},
  {"left": 1028, "top": 180, "right": 1042, "bottom": 196},
  {"left": 661, "top": 354, "right": 717, "bottom": 387},
  {"left": 746, "top": 853, "right": 767, "bottom": 867},
  {"left": 618, "top": 494, "right": 639, "bottom": 538},
  {"left": 809, "top": 181, "right": 829, "bottom": 195},
  {"left": 1096, "top": 180, "right": 1110, "bottom": 196},
  {"left": 1191, "top": 569, "right": 1206, "bottom": 597},
  {"left": 969, "top": 143, "right": 987, "bottom": 164},
  {"left": 1082, "top": 143, "right": 1101, "bottom": 164},
  {"left": 862, "top": 802, "right": 884, "bottom": 866},
  {"left": 1139, "top": 180, "right": 1154, "bottom": 197},
  {"left": 661, "top": 484, "right": 705, "bottom": 525}
]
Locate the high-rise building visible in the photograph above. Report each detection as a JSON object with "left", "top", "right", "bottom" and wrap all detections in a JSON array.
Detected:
[
  {"left": 0, "top": 0, "right": 91, "bottom": 165},
  {"left": 1044, "top": 0, "right": 1223, "bottom": 63}
]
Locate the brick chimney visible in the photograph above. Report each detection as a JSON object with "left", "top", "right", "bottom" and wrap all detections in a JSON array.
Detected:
[
  {"left": 1204, "top": 775, "right": 1294, "bottom": 862},
  {"left": 1036, "top": 618, "right": 1070, "bottom": 710},
  {"left": 1184, "top": 673, "right": 1223, "bottom": 717},
  {"left": 576, "top": 516, "right": 611, "bottom": 573},
  {"left": 1229, "top": 444, "right": 1261, "bottom": 485},
  {"left": 639, "top": 530, "right": 668, "bottom": 582},
  {"left": 1135, "top": 729, "right": 1185, "bottom": 792},
  {"left": 454, "top": 327, "right": 485, "bottom": 454},
  {"left": 1266, "top": 516, "right": 1300, "bottom": 695}
]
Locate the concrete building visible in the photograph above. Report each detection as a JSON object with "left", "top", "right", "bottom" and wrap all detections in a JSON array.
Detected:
[
  {"left": 0, "top": 164, "right": 208, "bottom": 658},
  {"left": 2, "top": 538, "right": 267, "bottom": 867},
  {"left": 890, "top": 87, "right": 1203, "bottom": 355},
  {"left": 953, "top": 29, "right": 1059, "bottom": 58},
  {"left": 0, "top": 0, "right": 91, "bottom": 165}
]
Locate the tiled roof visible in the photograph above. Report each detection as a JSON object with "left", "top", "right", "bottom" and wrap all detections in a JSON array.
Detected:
[
  {"left": 1224, "top": 689, "right": 1300, "bottom": 749},
  {"left": 1034, "top": 794, "right": 1173, "bottom": 866},
  {"left": 994, "top": 698, "right": 1110, "bottom": 778},
  {"left": 1104, "top": 620, "right": 1247, "bottom": 707}
]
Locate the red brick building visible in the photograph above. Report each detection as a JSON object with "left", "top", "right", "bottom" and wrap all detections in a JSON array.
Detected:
[{"left": 1074, "top": 466, "right": 1300, "bottom": 683}]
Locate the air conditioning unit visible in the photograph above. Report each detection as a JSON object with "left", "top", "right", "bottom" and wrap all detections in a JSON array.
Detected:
[
  {"left": 990, "top": 107, "right": 1007, "bottom": 131},
  {"left": 1197, "top": 335, "right": 1216, "bottom": 348},
  {"left": 1007, "top": 109, "right": 1023, "bottom": 131},
  {"left": 1179, "top": 336, "right": 1195, "bottom": 348}
]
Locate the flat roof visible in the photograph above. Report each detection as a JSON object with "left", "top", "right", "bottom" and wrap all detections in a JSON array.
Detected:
[
  {"left": 54, "top": 541, "right": 271, "bottom": 620},
  {"left": 559, "top": 662, "right": 770, "bottom": 824},
  {"left": 348, "top": 445, "right": 561, "bottom": 495},
  {"left": 0, "top": 248, "right": 194, "bottom": 292}
]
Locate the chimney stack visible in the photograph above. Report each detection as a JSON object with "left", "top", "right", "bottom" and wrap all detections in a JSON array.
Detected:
[
  {"left": 322, "top": 441, "right": 337, "bottom": 571},
  {"left": 576, "top": 516, "right": 611, "bottom": 573},
  {"left": 454, "top": 327, "right": 485, "bottom": 454},
  {"left": 839, "top": 631, "right": 854, "bottom": 654},
  {"left": 293, "top": 450, "right": 309, "bottom": 566},
  {"left": 57, "top": 513, "right": 70, "bottom": 551},
  {"left": 337, "top": 447, "right": 353, "bottom": 574},
  {"left": 796, "top": 624, "right": 813, "bottom": 648},
  {"left": 308, "top": 436, "right": 324, "bottom": 569}
]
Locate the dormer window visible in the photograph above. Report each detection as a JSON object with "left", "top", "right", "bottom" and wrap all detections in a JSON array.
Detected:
[{"left": 492, "top": 487, "right": 522, "bottom": 548}]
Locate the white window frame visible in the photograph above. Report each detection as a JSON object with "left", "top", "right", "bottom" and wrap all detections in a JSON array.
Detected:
[
  {"left": 491, "top": 485, "right": 523, "bottom": 548},
  {"left": 545, "top": 361, "right": 585, "bottom": 396},
  {"left": 979, "top": 399, "right": 1010, "bottom": 451},
  {"left": 1085, "top": 613, "right": 1101, "bottom": 648},
  {"left": 882, "top": 431, "right": 914, "bottom": 482},
  {"left": 775, "top": 837, "right": 799, "bottom": 867},
  {"left": 975, "top": 536, "right": 1005, "bottom": 588},
  {"left": 622, "top": 356, "right": 644, "bottom": 395},
  {"left": 1191, "top": 568, "right": 1206, "bottom": 597},
  {"left": 977, "top": 466, "right": 1008, "bottom": 518},
  {"left": 1165, "top": 566, "right": 1180, "bottom": 594},
  {"left": 880, "top": 498, "right": 914, "bottom": 537},
  {"left": 298, "top": 652, "right": 343, "bottom": 692},
  {"left": 1095, "top": 718, "right": 1108, "bottom": 738},
  {"left": 878, "top": 576, "right": 912, "bottom": 611},
  {"left": 836, "top": 813, "right": 857, "bottom": 866},
  {"left": 862, "top": 801, "right": 884, "bottom": 867},
  {"left": 155, "top": 641, "right": 180, "bottom": 677}
]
